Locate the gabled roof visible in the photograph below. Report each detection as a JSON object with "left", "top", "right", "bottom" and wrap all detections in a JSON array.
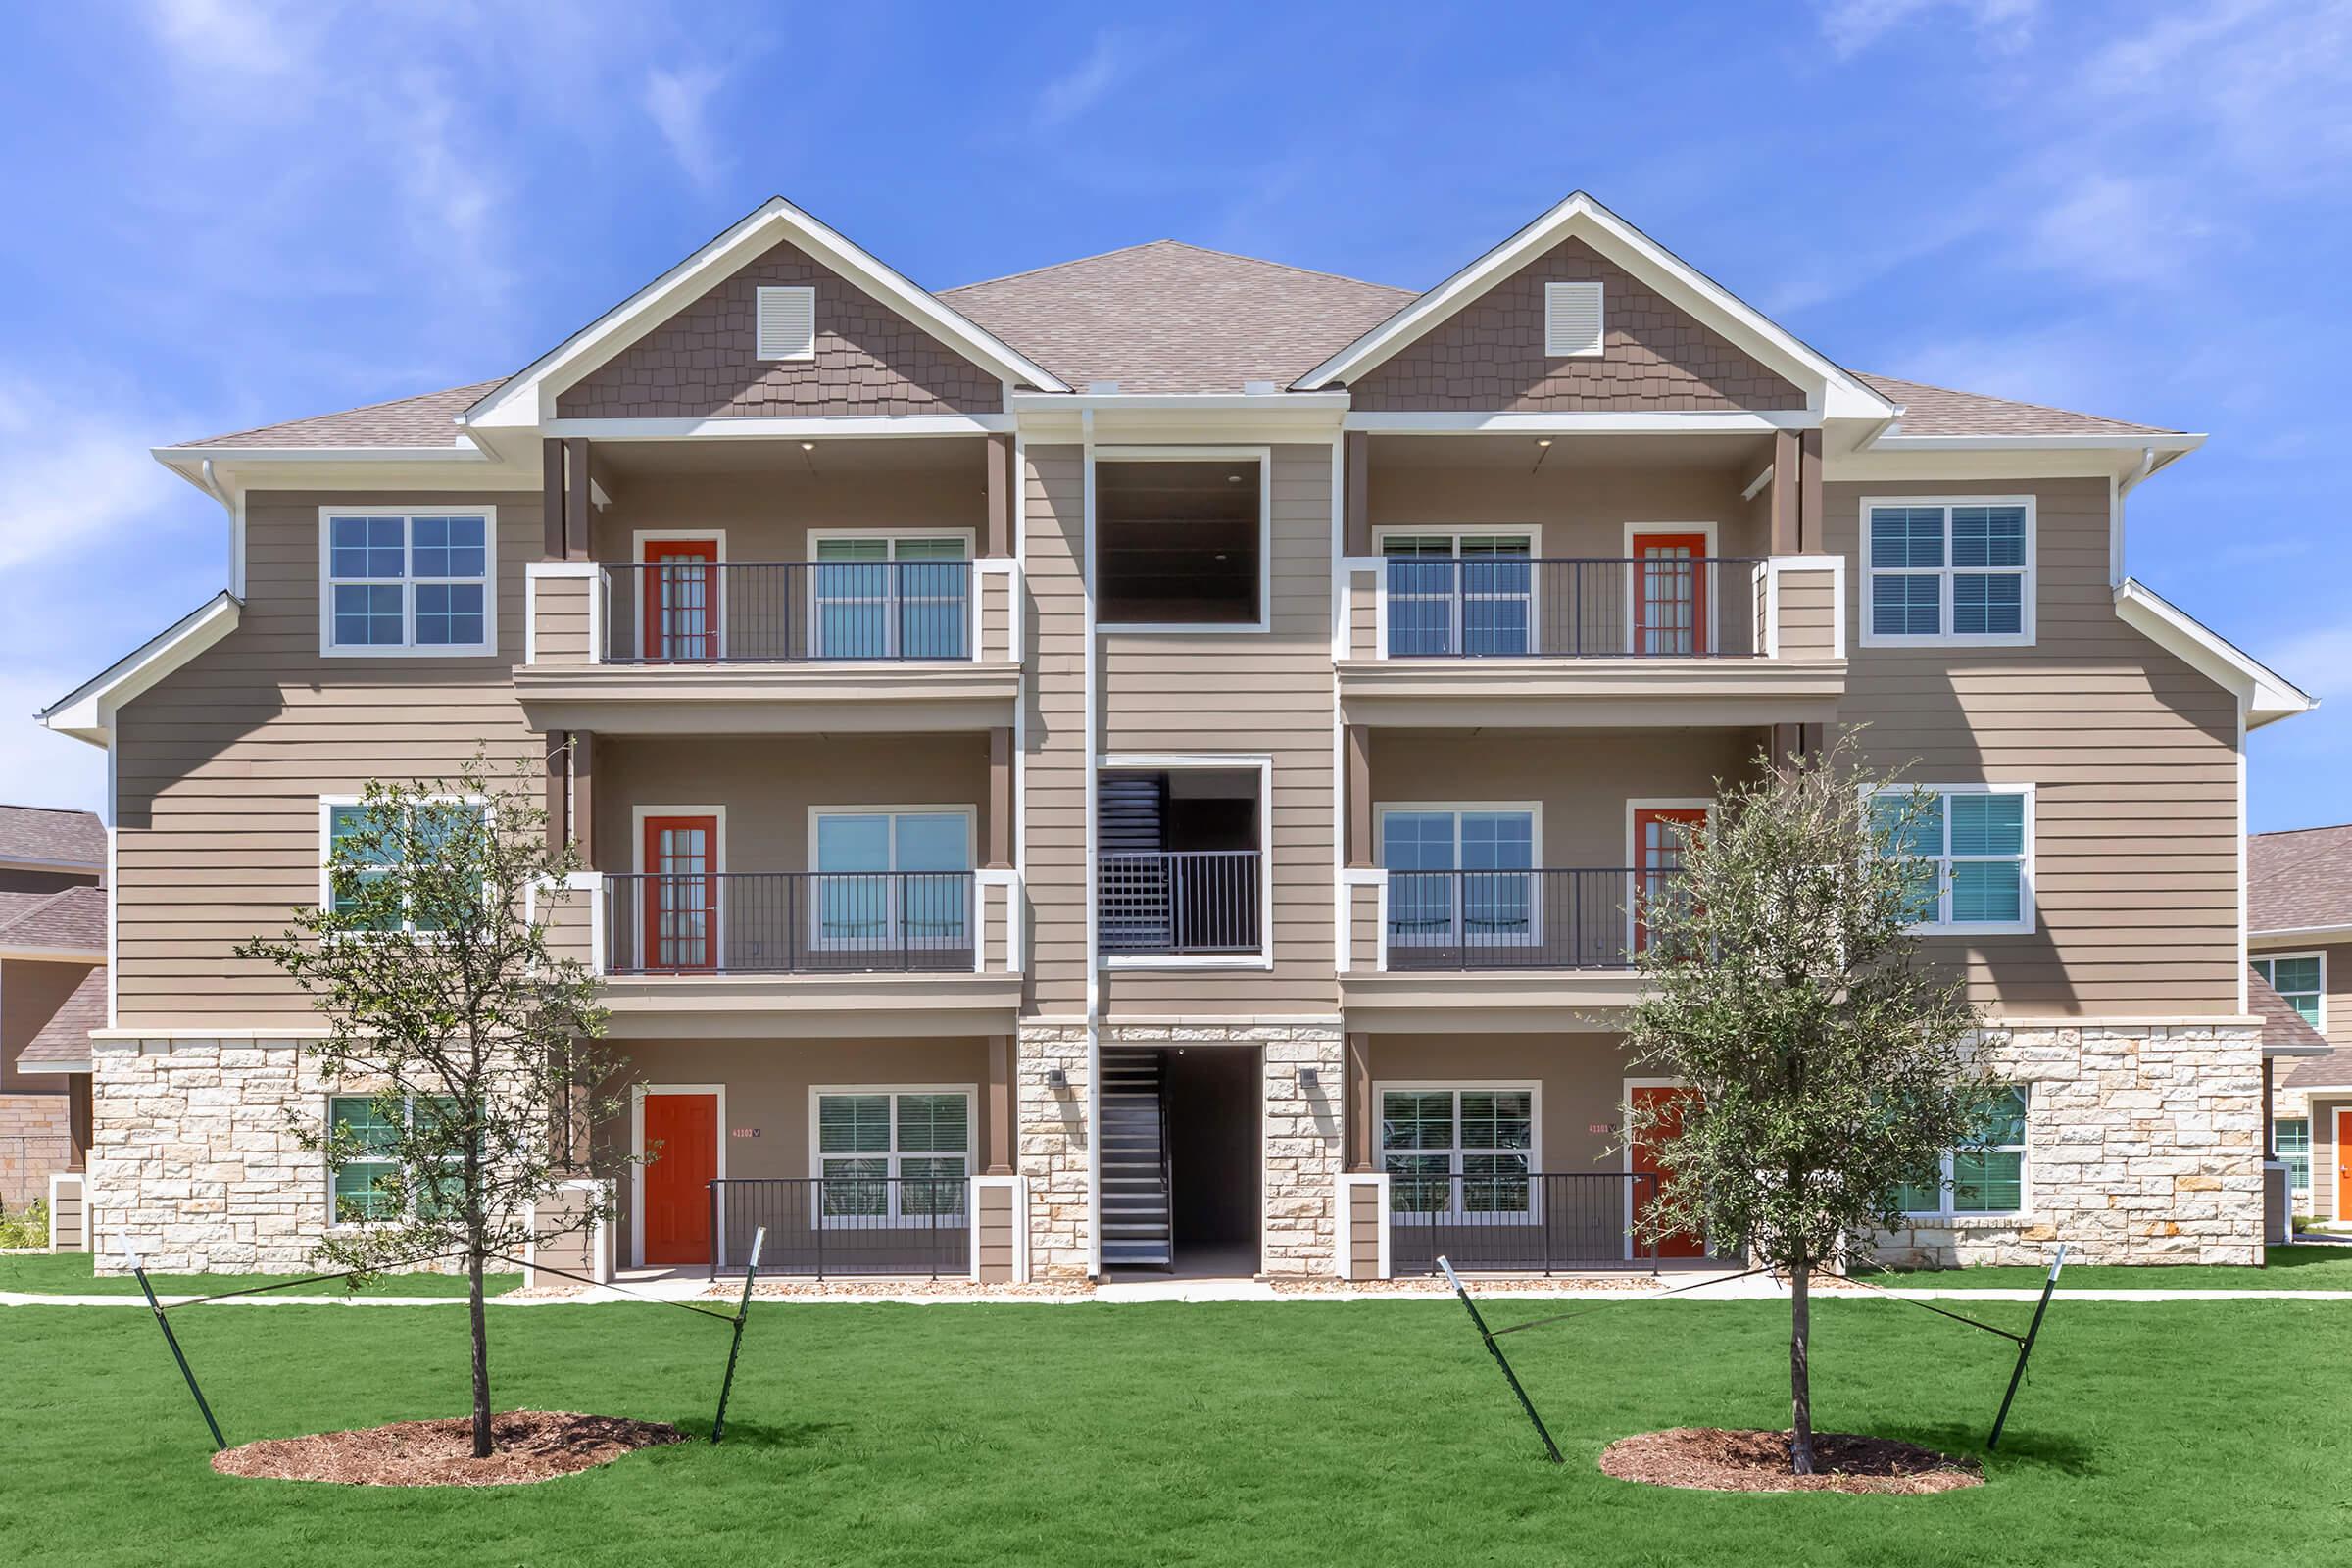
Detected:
[
  {"left": 173, "top": 380, "right": 502, "bottom": 451},
  {"left": 464, "top": 196, "right": 1068, "bottom": 430},
  {"left": 1292, "top": 191, "right": 1894, "bottom": 420},
  {"left": 1853, "top": 375, "right": 2180, "bottom": 439},
  {"left": 2250, "top": 824, "right": 2352, "bottom": 934},
  {"left": 2250, "top": 970, "right": 2330, "bottom": 1054},
  {"left": 0, "top": 806, "right": 104, "bottom": 869},
  {"left": 13, "top": 963, "right": 102, "bottom": 1074},
  {"left": 942, "top": 240, "right": 1413, "bottom": 396},
  {"left": 39, "top": 592, "right": 242, "bottom": 748},
  {"left": 0, "top": 885, "right": 105, "bottom": 957},
  {"left": 2113, "top": 579, "right": 2315, "bottom": 729},
  {"left": 2284, "top": 1044, "right": 2352, "bottom": 1092}
]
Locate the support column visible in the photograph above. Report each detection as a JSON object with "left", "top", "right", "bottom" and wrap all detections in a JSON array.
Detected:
[
  {"left": 571, "top": 730, "right": 597, "bottom": 867},
  {"left": 564, "top": 437, "right": 593, "bottom": 560},
  {"left": 1768, "top": 429, "right": 1800, "bottom": 555},
  {"left": 984, "top": 432, "right": 1013, "bottom": 558},
  {"left": 545, "top": 730, "right": 570, "bottom": 849},
  {"left": 1346, "top": 1032, "right": 1373, "bottom": 1172},
  {"left": 67, "top": 1074, "right": 93, "bottom": 1170},
  {"left": 2262, "top": 1055, "right": 2275, "bottom": 1163},
  {"left": 1344, "top": 430, "right": 1371, "bottom": 556},
  {"left": 1345, "top": 725, "right": 1373, "bottom": 868},
  {"left": 1797, "top": 428, "right": 1825, "bottom": 552},
  {"left": 541, "top": 438, "right": 566, "bottom": 558},
  {"left": 987, "top": 1034, "right": 1014, "bottom": 1175},
  {"left": 987, "top": 726, "right": 1013, "bottom": 868}
]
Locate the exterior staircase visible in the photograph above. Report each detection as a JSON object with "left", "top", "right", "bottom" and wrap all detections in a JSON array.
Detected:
[{"left": 1099, "top": 1048, "right": 1173, "bottom": 1269}]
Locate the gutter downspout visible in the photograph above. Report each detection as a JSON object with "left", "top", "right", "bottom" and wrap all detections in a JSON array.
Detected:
[
  {"left": 198, "top": 459, "right": 242, "bottom": 599},
  {"left": 1081, "top": 408, "right": 1102, "bottom": 1279}
]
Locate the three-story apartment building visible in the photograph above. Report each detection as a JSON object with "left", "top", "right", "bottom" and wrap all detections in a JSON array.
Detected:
[{"left": 42, "top": 192, "right": 2313, "bottom": 1279}]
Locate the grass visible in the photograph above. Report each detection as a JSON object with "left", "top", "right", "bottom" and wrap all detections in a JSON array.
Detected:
[
  {"left": 4, "top": 1295, "right": 2348, "bottom": 1566},
  {"left": 1858, "top": 1243, "right": 2352, "bottom": 1292},
  {"left": 0, "top": 1252, "right": 520, "bottom": 1298}
]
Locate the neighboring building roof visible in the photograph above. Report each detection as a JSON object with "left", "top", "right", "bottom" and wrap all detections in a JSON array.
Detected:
[
  {"left": 0, "top": 806, "right": 104, "bottom": 869},
  {"left": 172, "top": 380, "right": 503, "bottom": 450},
  {"left": 12, "top": 964, "right": 103, "bottom": 1074},
  {"left": 2283, "top": 1045, "right": 2352, "bottom": 1093},
  {"left": 0, "top": 885, "right": 105, "bottom": 956},
  {"left": 942, "top": 240, "right": 1414, "bottom": 395},
  {"left": 2250, "top": 824, "right": 2352, "bottom": 934},
  {"left": 1853, "top": 375, "right": 2180, "bottom": 438},
  {"left": 2250, "top": 970, "right": 2329, "bottom": 1053}
]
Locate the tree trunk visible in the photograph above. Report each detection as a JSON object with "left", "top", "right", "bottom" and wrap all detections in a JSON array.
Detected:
[
  {"left": 1789, "top": 1253, "right": 1815, "bottom": 1475},
  {"left": 468, "top": 1243, "right": 492, "bottom": 1459}
]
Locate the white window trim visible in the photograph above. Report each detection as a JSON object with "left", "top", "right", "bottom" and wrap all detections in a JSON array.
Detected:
[
  {"left": 2253, "top": 951, "right": 2327, "bottom": 1033},
  {"left": 1374, "top": 801, "right": 1544, "bottom": 949},
  {"left": 806, "top": 804, "right": 978, "bottom": 953},
  {"left": 808, "top": 1083, "right": 977, "bottom": 1225},
  {"left": 1372, "top": 1079, "right": 1543, "bottom": 1221},
  {"left": 318, "top": 793, "right": 492, "bottom": 937},
  {"left": 1876, "top": 782, "right": 2036, "bottom": 937},
  {"left": 1857, "top": 495, "right": 2036, "bottom": 650},
  {"left": 1099, "top": 752, "right": 1275, "bottom": 970},
  {"left": 805, "top": 528, "right": 979, "bottom": 662},
  {"left": 755, "top": 284, "right": 816, "bottom": 362},
  {"left": 629, "top": 1083, "right": 726, "bottom": 1268},
  {"left": 1093, "top": 447, "right": 1273, "bottom": 635},
  {"left": 1623, "top": 798, "right": 1713, "bottom": 956},
  {"left": 1901, "top": 1085, "right": 2031, "bottom": 1219},
  {"left": 1620, "top": 521, "right": 1722, "bottom": 657},
  {"left": 318, "top": 505, "right": 499, "bottom": 658},
  {"left": 2274, "top": 1114, "right": 2312, "bottom": 1197},
  {"left": 322, "top": 1092, "right": 464, "bottom": 1231},
  {"left": 1544, "top": 279, "right": 1605, "bottom": 358},
  {"left": 1370, "top": 525, "right": 1544, "bottom": 661},
  {"left": 631, "top": 529, "right": 728, "bottom": 662},
  {"left": 629, "top": 804, "right": 729, "bottom": 970}
]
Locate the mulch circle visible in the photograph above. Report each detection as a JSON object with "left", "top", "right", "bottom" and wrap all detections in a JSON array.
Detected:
[
  {"left": 211, "top": 1410, "right": 685, "bottom": 1487},
  {"left": 1598, "top": 1428, "right": 1984, "bottom": 1494}
]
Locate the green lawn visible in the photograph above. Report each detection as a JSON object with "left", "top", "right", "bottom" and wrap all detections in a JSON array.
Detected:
[
  {"left": 1859, "top": 1243, "right": 2352, "bottom": 1292},
  {"left": 3, "top": 1296, "right": 2346, "bottom": 1566},
  {"left": 0, "top": 1252, "right": 520, "bottom": 1298}
]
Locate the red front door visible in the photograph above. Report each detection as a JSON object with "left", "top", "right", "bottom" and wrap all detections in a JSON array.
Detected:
[
  {"left": 642, "top": 539, "right": 720, "bottom": 661},
  {"left": 1632, "top": 532, "right": 1709, "bottom": 655},
  {"left": 1629, "top": 1084, "right": 1706, "bottom": 1259},
  {"left": 1632, "top": 807, "right": 1707, "bottom": 952},
  {"left": 642, "top": 814, "right": 718, "bottom": 971},
  {"left": 642, "top": 1092, "right": 717, "bottom": 1265}
]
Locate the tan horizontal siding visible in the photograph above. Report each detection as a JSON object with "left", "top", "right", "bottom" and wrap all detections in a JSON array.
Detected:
[
  {"left": 1023, "top": 446, "right": 1088, "bottom": 1012},
  {"left": 531, "top": 573, "right": 591, "bottom": 665}
]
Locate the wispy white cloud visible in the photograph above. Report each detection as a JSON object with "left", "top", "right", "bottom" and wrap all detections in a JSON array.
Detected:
[
  {"left": 1034, "top": 31, "right": 1138, "bottom": 129},
  {"left": 1813, "top": 0, "right": 2040, "bottom": 61},
  {"left": 0, "top": 375, "right": 190, "bottom": 573},
  {"left": 0, "top": 670, "right": 107, "bottom": 811},
  {"left": 644, "top": 63, "right": 729, "bottom": 187}
]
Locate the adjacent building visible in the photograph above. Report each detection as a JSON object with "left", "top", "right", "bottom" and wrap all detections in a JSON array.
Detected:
[
  {"left": 2249, "top": 824, "right": 2352, "bottom": 1226},
  {"left": 39, "top": 192, "right": 2314, "bottom": 1278},
  {"left": 0, "top": 806, "right": 105, "bottom": 1239}
]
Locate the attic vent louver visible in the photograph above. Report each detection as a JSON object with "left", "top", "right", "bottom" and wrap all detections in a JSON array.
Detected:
[
  {"left": 756, "top": 286, "right": 815, "bottom": 361},
  {"left": 1544, "top": 281, "right": 1603, "bottom": 358}
]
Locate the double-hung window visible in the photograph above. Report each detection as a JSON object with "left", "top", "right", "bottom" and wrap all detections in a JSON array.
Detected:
[
  {"left": 322, "top": 509, "right": 495, "bottom": 655},
  {"left": 1380, "top": 807, "right": 1536, "bottom": 949},
  {"left": 1861, "top": 498, "right": 2033, "bottom": 647},
  {"left": 1873, "top": 785, "right": 2034, "bottom": 935},
  {"left": 328, "top": 1094, "right": 462, "bottom": 1223},
  {"left": 2252, "top": 955, "right": 2325, "bottom": 1030},
  {"left": 811, "top": 535, "right": 970, "bottom": 660},
  {"left": 1898, "top": 1086, "right": 2028, "bottom": 1216},
  {"left": 813, "top": 1088, "right": 971, "bottom": 1220},
  {"left": 1381, "top": 1086, "right": 1535, "bottom": 1216},
  {"left": 810, "top": 808, "right": 971, "bottom": 954},
  {"left": 1381, "top": 534, "right": 1535, "bottom": 658},
  {"left": 323, "top": 797, "right": 490, "bottom": 933},
  {"left": 2275, "top": 1117, "right": 2312, "bottom": 1195}
]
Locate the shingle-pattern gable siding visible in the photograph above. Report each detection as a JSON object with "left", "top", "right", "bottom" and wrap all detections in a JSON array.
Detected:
[
  {"left": 556, "top": 238, "right": 1003, "bottom": 418},
  {"left": 1348, "top": 237, "right": 1803, "bottom": 413}
]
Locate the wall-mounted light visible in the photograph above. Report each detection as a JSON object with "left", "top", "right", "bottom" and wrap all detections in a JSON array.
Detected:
[
  {"left": 1046, "top": 1068, "right": 1068, "bottom": 1090},
  {"left": 1299, "top": 1066, "right": 1321, "bottom": 1092}
]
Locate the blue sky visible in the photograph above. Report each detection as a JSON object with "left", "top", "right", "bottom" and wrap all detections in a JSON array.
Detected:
[{"left": 1, "top": 0, "right": 2346, "bottom": 829}]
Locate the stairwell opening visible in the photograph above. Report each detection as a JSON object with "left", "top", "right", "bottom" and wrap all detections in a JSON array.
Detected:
[{"left": 1099, "top": 1045, "right": 1263, "bottom": 1277}]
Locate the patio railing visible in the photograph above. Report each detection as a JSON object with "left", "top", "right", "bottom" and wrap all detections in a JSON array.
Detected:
[
  {"left": 603, "top": 871, "right": 974, "bottom": 975},
  {"left": 1381, "top": 555, "right": 1762, "bottom": 659},
  {"left": 601, "top": 560, "right": 972, "bottom": 663},
  {"left": 707, "top": 1176, "right": 970, "bottom": 1279},
  {"left": 1387, "top": 1172, "right": 1683, "bottom": 1274}
]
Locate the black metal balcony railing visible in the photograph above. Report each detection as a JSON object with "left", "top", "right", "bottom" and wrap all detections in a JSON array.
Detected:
[
  {"left": 1388, "top": 1172, "right": 1676, "bottom": 1273},
  {"left": 1098, "top": 850, "right": 1262, "bottom": 956},
  {"left": 708, "top": 1177, "right": 969, "bottom": 1279},
  {"left": 603, "top": 871, "right": 974, "bottom": 975},
  {"left": 1386, "top": 868, "right": 1686, "bottom": 969},
  {"left": 1382, "top": 556, "right": 1763, "bottom": 659},
  {"left": 601, "top": 560, "right": 972, "bottom": 663}
]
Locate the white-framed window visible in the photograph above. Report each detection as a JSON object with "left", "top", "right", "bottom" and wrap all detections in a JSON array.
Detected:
[
  {"left": 809, "top": 807, "right": 974, "bottom": 950},
  {"left": 326, "top": 1093, "right": 463, "bottom": 1225},
  {"left": 319, "top": 507, "right": 497, "bottom": 656},
  {"left": 1872, "top": 784, "right": 2034, "bottom": 935},
  {"left": 1544, "top": 280, "right": 1604, "bottom": 358},
  {"left": 2253, "top": 953, "right": 2326, "bottom": 1031},
  {"left": 2275, "top": 1116, "right": 2312, "bottom": 1194},
  {"left": 1899, "top": 1085, "right": 2029, "bottom": 1217},
  {"left": 808, "top": 531, "right": 973, "bottom": 660},
  {"left": 1378, "top": 1084, "right": 1538, "bottom": 1217},
  {"left": 1378, "top": 804, "right": 1539, "bottom": 948},
  {"left": 1375, "top": 529, "right": 1538, "bottom": 658},
  {"left": 319, "top": 795, "right": 492, "bottom": 934},
  {"left": 756, "top": 285, "right": 816, "bottom": 360},
  {"left": 1859, "top": 497, "right": 2034, "bottom": 648},
  {"left": 810, "top": 1086, "right": 972, "bottom": 1221}
]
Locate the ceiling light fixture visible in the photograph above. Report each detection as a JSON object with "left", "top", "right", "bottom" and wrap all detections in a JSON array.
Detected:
[{"left": 800, "top": 441, "right": 816, "bottom": 452}]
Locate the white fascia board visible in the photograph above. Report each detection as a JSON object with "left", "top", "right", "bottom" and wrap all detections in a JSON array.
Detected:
[
  {"left": 2251, "top": 924, "right": 2352, "bottom": 943},
  {"left": 1865, "top": 433, "right": 2206, "bottom": 455},
  {"left": 1342, "top": 410, "right": 1816, "bottom": 435},
  {"left": 153, "top": 443, "right": 492, "bottom": 465},
  {"left": 0, "top": 943, "right": 108, "bottom": 963},
  {"left": 1009, "top": 392, "right": 1353, "bottom": 412},
  {"left": 540, "top": 414, "right": 1015, "bottom": 440},
  {"left": 38, "top": 592, "right": 241, "bottom": 747},
  {"left": 2114, "top": 578, "right": 2317, "bottom": 728},
  {"left": 1294, "top": 190, "right": 1893, "bottom": 420},
  {"left": 465, "top": 196, "right": 1068, "bottom": 431}
]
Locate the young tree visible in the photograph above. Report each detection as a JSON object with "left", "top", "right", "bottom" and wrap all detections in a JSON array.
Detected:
[
  {"left": 1624, "top": 737, "right": 1991, "bottom": 1474},
  {"left": 237, "top": 753, "right": 619, "bottom": 1459}
]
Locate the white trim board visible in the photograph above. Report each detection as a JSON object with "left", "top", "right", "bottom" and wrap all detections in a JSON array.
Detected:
[
  {"left": 39, "top": 593, "right": 241, "bottom": 747},
  {"left": 1098, "top": 752, "right": 1276, "bottom": 972},
  {"left": 2114, "top": 578, "right": 2316, "bottom": 728}
]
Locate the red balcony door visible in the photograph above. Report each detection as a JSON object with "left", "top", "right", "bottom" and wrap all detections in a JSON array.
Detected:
[
  {"left": 1631, "top": 532, "right": 1708, "bottom": 655},
  {"left": 1628, "top": 1084, "right": 1707, "bottom": 1258},
  {"left": 641, "top": 538, "right": 719, "bottom": 661},
  {"left": 1632, "top": 806, "right": 1706, "bottom": 952},
  {"left": 641, "top": 814, "right": 718, "bottom": 971},
  {"left": 641, "top": 1092, "right": 716, "bottom": 1265}
]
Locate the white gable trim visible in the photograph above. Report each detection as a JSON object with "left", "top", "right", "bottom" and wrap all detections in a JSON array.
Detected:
[
  {"left": 1293, "top": 191, "right": 1893, "bottom": 421},
  {"left": 2114, "top": 578, "right": 2314, "bottom": 729},
  {"left": 39, "top": 592, "right": 242, "bottom": 747},
  {"left": 465, "top": 196, "right": 1069, "bottom": 429}
]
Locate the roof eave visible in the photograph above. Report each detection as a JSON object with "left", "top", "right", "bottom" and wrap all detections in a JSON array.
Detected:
[
  {"left": 39, "top": 592, "right": 242, "bottom": 748},
  {"left": 2114, "top": 578, "right": 2316, "bottom": 729}
]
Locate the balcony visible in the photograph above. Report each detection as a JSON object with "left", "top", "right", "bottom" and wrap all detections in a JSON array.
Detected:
[
  {"left": 1098, "top": 850, "right": 1264, "bottom": 960},
  {"left": 1337, "top": 552, "right": 1845, "bottom": 727},
  {"left": 517, "top": 556, "right": 1020, "bottom": 735}
]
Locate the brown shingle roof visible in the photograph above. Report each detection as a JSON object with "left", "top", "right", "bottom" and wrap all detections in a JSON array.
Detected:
[
  {"left": 174, "top": 380, "right": 504, "bottom": 449},
  {"left": 0, "top": 806, "right": 104, "bottom": 869},
  {"left": 1854, "top": 374, "right": 2179, "bottom": 438},
  {"left": 2251, "top": 970, "right": 2329, "bottom": 1051},
  {"left": 941, "top": 240, "right": 1415, "bottom": 395},
  {"left": 2249, "top": 824, "right": 2352, "bottom": 933},
  {"left": 13, "top": 964, "right": 102, "bottom": 1072},
  {"left": 2284, "top": 1044, "right": 2352, "bottom": 1091},
  {"left": 0, "top": 886, "right": 105, "bottom": 954}
]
